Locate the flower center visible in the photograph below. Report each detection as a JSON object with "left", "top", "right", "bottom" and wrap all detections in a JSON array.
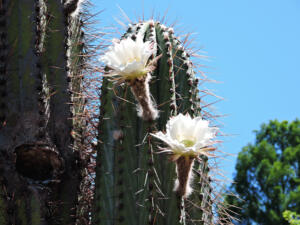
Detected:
[
  {"left": 124, "top": 70, "right": 147, "bottom": 79},
  {"left": 128, "top": 56, "right": 141, "bottom": 63},
  {"left": 180, "top": 139, "right": 195, "bottom": 147}
]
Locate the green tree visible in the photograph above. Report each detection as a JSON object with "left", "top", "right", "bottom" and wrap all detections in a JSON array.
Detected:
[
  {"left": 225, "top": 119, "right": 300, "bottom": 225},
  {"left": 283, "top": 210, "right": 300, "bottom": 225}
]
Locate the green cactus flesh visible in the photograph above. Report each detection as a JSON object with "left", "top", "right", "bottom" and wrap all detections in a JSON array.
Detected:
[
  {"left": 94, "top": 21, "right": 214, "bottom": 225},
  {"left": 0, "top": 188, "right": 7, "bottom": 224},
  {"left": 0, "top": 0, "right": 86, "bottom": 224}
]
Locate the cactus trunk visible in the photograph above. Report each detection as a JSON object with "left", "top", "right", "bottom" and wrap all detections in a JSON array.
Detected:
[
  {"left": 93, "top": 21, "right": 214, "bottom": 225},
  {"left": 0, "top": 0, "right": 86, "bottom": 224}
]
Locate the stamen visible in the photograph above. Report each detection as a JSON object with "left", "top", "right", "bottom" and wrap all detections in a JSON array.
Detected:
[{"left": 180, "top": 139, "right": 195, "bottom": 147}]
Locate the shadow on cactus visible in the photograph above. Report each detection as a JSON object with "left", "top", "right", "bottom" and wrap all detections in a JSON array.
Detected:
[{"left": 93, "top": 19, "right": 234, "bottom": 225}]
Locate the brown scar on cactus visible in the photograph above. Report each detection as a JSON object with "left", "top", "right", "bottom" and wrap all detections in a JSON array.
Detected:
[{"left": 14, "top": 142, "right": 64, "bottom": 181}]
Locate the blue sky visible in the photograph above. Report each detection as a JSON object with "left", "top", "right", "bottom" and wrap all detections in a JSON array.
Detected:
[{"left": 93, "top": 0, "right": 300, "bottom": 183}]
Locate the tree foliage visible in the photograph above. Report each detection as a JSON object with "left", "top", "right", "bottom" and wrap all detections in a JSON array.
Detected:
[
  {"left": 283, "top": 210, "right": 300, "bottom": 225},
  {"left": 225, "top": 119, "right": 300, "bottom": 225}
]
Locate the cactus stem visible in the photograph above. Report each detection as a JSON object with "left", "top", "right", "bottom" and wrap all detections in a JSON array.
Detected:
[
  {"left": 165, "top": 35, "right": 177, "bottom": 116},
  {"left": 0, "top": 0, "right": 7, "bottom": 129},
  {"left": 147, "top": 128, "right": 158, "bottom": 224},
  {"left": 64, "top": 0, "right": 80, "bottom": 15},
  {"left": 179, "top": 198, "right": 187, "bottom": 225},
  {"left": 35, "top": 0, "right": 48, "bottom": 139},
  {"left": 94, "top": 20, "right": 227, "bottom": 225}
]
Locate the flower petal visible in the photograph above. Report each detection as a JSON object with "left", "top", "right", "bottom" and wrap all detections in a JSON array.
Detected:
[
  {"left": 100, "top": 34, "right": 155, "bottom": 79},
  {"left": 151, "top": 113, "right": 218, "bottom": 157}
]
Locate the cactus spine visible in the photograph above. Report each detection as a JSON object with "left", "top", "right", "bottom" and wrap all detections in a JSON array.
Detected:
[
  {"left": 93, "top": 20, "right": 215, "bottom": 225},
  {"left": 0, "top": 0, "right": 87, "bottom": 224}
]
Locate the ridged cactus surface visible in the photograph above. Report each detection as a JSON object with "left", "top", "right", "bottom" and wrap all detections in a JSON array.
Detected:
[
  {"left": 0, "top": 0, "right": 87, "bottom": 224},
  {"left": 93, "top": 21, "right": 215, "bottom": 225},
  {"left": 0, "top": 1, "right": 228, "bottom": 224}
]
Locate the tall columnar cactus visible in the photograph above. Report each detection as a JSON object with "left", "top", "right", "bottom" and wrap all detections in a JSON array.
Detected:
[
  {"left": 0, "top": 0, "right": 88, "bottom": 224},
  {"left": 0, "top": 1, "right": 229, "bottom": 224},
  {"left": 93, "top": 20, "right": 219, "bottom": 225}
]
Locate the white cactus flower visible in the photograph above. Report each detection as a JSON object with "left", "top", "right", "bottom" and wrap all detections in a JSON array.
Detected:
[
  {"left": 100, "top": 35, "right": 155, "bottom": 80},
  {"left": 151, "top": 113, "right": 218, "bottom": 159}
]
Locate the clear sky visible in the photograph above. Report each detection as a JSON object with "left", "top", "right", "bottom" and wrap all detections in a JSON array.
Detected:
[{"left": 92, "top": 0, "right": 300, "bottom": 184}]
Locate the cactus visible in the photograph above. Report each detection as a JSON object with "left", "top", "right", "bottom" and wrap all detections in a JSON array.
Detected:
[
  {"left": 0, "top": 0, "right": 88, "bottom": 224},
  {"left": 93, "top": 20, "right": 220, "bottom": 225},
  {"left": 0, "top": 1, "right": 231, "bottom": 224}
]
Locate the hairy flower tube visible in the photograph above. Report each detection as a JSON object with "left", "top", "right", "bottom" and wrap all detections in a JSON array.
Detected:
[
  {"left": 100, "top": 35, "right": 158, "bottom": 121},
  {"left": 151, "top": 113, "right": 218, "bottom": 197}
]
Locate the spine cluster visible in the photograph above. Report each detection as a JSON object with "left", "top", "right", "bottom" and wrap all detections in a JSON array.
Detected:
[{"left": 0, "top": 1, "right": 7, "bottom": 129}]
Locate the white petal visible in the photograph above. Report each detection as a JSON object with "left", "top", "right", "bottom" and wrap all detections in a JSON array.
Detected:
[
  {"left": 121, "top": 61, "right": 144, "bottom": 75},
  {"left": 151, "top": 132, "right": 178, "bottom": 150},
  {"left": 192, "top": 118, "right": 210, "bottom": 139},
  {"left": 100, "top": 35, "right": 154, "bottom": 79},
  {"left": 151, "top": 113, "right": 218, "bottom": 157},
  {"left": 169, "top": 114, "right": 195, "bottom": 141},
  {"left": 114, "top": 43, "right": 127, "bottom": 64},
  {"left": 105, "top": 52, "right": 121, "bottom": 66},
  {"left": 194, "top": 141, "right": 208, "bottom": 149},
  {"left": 167, "top": 114, "right": 186, "bottom": 140}
]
